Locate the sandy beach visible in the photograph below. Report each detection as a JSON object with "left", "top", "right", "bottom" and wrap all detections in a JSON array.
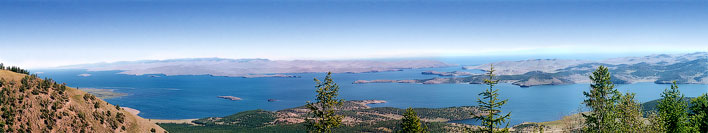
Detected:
[
  {"left": 121, "top": 107, "right": 141, "bottom": 115},
  {"left": 121, "top": 107, "right": 199, "bottom": 125}
]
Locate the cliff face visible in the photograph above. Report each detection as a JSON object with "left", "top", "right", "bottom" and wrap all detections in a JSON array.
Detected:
[{"left": 0, "top": 70, "right": 165, "bottom": 133}]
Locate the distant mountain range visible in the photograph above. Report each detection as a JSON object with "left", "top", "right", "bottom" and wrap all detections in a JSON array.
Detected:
[
  {"left": 55, "top": 52, "right": 707, "bottom": 86},
  {"left": 357, "top": 52, "right": 708, "bottom": 87},
  {"left": 58, "top": 58, "right": 454, "bottom": 78}
]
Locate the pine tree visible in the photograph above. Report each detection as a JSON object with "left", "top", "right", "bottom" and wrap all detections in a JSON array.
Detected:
[
  {"left": 689, "top": 93, "right": 708, "bottom": 132},
  {"left": 470, "top": 65, "right": 511, "bottom": 133},
  {"left": 582, "top": 65, "right": 621, "bottom": 132},
  {"left": 400, "top": 107, "right": 427, "bottom": 133},
  {"left": 305, "top": 72, "right": 344, "bottom": 133},
  {"left": 646, "top": 112, "right": 666, "bottom": 132},
  {"left": 616, "top": 92, "right": 644, "bottom": 132},
  {"left": 657, "top": 81, "right": 689, "bottom": 133}
]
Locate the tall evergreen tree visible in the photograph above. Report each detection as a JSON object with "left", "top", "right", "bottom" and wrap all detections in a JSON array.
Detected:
[
  {"left": 400, "top": 107, "right": 427, "bottom": 133},
  {"left": 471, "top": 65, "right": 511, "bottom": 133},
  {"left": 689, "top": 93, "right": 708, "bottom": 132},
  {"left": 305, "top": 72, "right": 344, "bottom": 133},
  {"left": 582, "top": 65, "right": 621, "bottom": 132},
  {"left": 657, "top": 81, "right": 689, "bottom": 133}
]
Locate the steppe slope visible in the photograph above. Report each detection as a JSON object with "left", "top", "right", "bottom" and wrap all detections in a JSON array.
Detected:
[{"left": 0, "top": 70, "right": 165, "bottom": 133}]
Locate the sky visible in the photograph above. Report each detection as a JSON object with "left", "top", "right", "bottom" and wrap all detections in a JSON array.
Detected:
[{"left": 1, "top": 0, "right": 707, "bottom": 68}]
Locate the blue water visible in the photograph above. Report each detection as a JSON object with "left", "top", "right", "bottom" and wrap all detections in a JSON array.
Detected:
[{"left": 33, "top": 67, "right": 708, "bottom": 126}]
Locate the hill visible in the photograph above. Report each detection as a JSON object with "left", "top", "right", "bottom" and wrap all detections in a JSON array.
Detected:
[
  {"left": 0, "top": 69, "right": 165, "bottom": 132},
  {"left": 640, "top": 97, "right": 694, "bottom": 115},
  {"left": 356, "top": 52, "right": 708, "bottom": 87}
]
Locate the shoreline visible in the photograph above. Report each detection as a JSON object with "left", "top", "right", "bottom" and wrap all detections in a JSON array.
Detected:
[
  {"left": 150, "top": 119, "right": 200, "bottom": 125},
  {"left": 121, "top": 107, "right": 141, "bottom": 115}
]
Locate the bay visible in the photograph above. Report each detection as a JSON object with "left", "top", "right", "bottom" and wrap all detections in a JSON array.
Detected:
[{"left": 32, "top": 67, "right": 707, "bottom": 126}]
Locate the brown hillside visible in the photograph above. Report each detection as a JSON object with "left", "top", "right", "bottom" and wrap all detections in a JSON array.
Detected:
[{"left": 0, "top": 70, "right": 165, "bottom": 133}]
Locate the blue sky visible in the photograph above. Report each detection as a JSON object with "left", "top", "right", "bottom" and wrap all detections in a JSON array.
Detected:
[{"left": 1, "top": 0, "right": 707, "bottom": 68}]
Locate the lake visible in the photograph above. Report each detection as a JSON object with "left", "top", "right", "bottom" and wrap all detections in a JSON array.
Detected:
[{"left": 33, "top": 67, "right": 708, "bottom": 126}]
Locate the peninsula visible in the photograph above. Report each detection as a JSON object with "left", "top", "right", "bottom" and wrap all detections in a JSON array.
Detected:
[{"left": 355, "top": 52, "right": 708, "bottom": 87}]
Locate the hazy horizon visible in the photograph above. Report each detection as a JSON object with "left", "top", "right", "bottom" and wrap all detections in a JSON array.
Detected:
[{"left": 2, "top": 1, "right": 708, "bottom": 68}]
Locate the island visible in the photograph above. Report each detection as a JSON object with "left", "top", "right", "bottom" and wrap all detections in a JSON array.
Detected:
[
  {"left": 217, "top": 96, "right": 242, "bottom": 101},
  {"left": 421, "top": 71, "right": 473, "bottom": 76}
]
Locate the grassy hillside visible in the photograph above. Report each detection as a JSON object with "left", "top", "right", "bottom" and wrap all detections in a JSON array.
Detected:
[{"left": 0, "top": 69, "right": 165, "bottom": 133}]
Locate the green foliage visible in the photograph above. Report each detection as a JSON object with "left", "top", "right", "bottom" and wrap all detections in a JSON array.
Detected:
[
  {"left": 116, "top": 112, "right": 125, "bottom": 124},
  {"left": 400, "top": 107, "right": 427, "bottom": 133},
  {"left": 657, "top": 81, "right": 692, "bottom": 132},
  {"left": 161, "top": 120, "right": 456, "bottom": 133},
  {"left": 94, "top": 101, "right": 101, "bottom": 109},
  {"left": 689, "top": 93, "right": 708, "bottom": 132},
  {"left": 616, "top": 92, "right": 645, "bottom": 132},
  {"left": 0, "top": 62, "right": 30, "bottom": 74},
  {"left": 337, "top": 106, "right": 476, "bottom": 122},
  {"left": 305, "top": 72, "right": 344, "bottom": 133},
  {"left": 641, "top": 97, "right": 692, "bottom": 116},
  {"left": 646, "top": 112, "right": 666, "bottom": 132},
  {"left": 2, "top": 65, "right": 29, "bottom": 75},
  {"left": 471, "top": 65, "right": 510, "bottom": 133},
  {"left": 83, "top": 93, "right": 96, "bottom": 101},
  {"left": 192, "top": 109, "right": 277, "bottom": 127},
  {"left": 582, "top": 65, "right": 621, "bottom": 132}
]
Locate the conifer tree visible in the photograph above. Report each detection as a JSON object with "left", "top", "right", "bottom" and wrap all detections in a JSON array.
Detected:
[
  {"left": 305, "top": 72, "right": 344, "bottom": 133},
  {"left": 582, "top": 65, "right": 620, "bottom": 132},
  {"left": 646, "top": 112, "right": 666, "bottom": 132},
  {"left": 616, "top": 92, "right": 644, "bottom": 132},
  {"left": 657, "top": 81, "right": 689, "bottom": 133},
  {"left": 471, "top": 65, "right": 511, "bottom": 133},
  {"left": 400, "top": 107, "right": 427, "bottom": 133},
  {"left": 689, "top": 93, "right": 708, "bottom": 132}
]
